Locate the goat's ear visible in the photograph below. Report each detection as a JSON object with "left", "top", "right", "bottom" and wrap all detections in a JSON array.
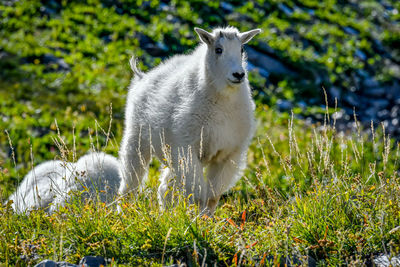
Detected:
[
  {"left": 239, "top": 29, "right": 262, "bottom": 44},
  {"left": 194, "top": 27, "right": 214, "bottom": 45}
]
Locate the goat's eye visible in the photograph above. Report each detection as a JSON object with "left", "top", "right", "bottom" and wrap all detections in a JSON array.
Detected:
[{"left": 215, "top": 47, "right": 223, "bottom": 54}]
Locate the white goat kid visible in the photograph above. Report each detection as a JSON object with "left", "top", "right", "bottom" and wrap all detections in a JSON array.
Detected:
[
  {"left": 8, "top": 152, "right": 120, "bottom": 213},
  {"left": 119, "top": 26, "right": 261, "bottom": 214}
]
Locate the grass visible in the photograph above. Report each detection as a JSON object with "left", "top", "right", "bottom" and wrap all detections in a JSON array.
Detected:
[
  {"left": 0, "top": 0, "right": 400, "bottom": 265},
  {"left": 1, "top": 105, "right": 399, "bottom": 265}
]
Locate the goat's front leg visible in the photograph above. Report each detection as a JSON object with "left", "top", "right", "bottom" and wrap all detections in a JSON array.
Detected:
[
  {"left": 158, "top": 148, "right": 207, "bottom": 209},
  {"left": 204, "top": 150, "right": 246, "bottom": 215}
]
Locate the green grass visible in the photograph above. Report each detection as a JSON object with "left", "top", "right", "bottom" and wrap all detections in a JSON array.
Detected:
[
  {"left": 1, "top": 106, "right": 399, "bottom": 266},
  {"left": 1, "top": 0, "right": 400, "bottom": 265}
]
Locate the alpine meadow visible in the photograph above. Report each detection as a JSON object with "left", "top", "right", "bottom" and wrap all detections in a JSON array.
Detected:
[{"left": 0, "top": 0, "right": 399, "bottom": 266}]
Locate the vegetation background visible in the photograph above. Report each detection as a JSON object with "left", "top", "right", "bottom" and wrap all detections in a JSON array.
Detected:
[{"left": 0, "top": 0, "right": 399, "bottom": 266}]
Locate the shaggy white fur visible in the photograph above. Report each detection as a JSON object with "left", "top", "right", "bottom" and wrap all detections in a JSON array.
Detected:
[
  {"left": 8, "top": 152, "right": 120, "bottom": 213},
  {"left": 119, "top": 26, "right": 261, "bottom": 214},
  {"left": 8, "top": 159, "right": 73, "bottom": 213}
]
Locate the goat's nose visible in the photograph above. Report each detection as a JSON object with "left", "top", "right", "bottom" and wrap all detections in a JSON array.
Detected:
[{"left": 232, "top": 72, "right": 245, "bottom": 80}]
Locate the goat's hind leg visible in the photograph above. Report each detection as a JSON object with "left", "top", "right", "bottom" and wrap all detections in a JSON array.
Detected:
[{"left": 118, "top": 130, "right": 151, "bottom": 195}]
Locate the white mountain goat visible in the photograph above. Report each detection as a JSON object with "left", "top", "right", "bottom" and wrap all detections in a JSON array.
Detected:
[
  {"left": 8, "top": 152, "right": 120, "bottom": 213},
  {"left": 119, "top": 26, "right": 261, "bottom": 214}
]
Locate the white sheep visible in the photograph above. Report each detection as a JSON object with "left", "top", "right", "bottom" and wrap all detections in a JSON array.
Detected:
[
  {"left": 119, "top": 26, "right": 261, "bottom": 214},
  {"left": 8, "top": 152, "right": 120, "bottom": 213}
]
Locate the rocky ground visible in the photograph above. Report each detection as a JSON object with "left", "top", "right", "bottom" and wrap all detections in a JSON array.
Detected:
[{"left": 34, "top": 254, "right": 400, "bottom": 266}]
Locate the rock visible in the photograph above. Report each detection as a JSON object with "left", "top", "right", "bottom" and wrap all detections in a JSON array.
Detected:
[
  {"left": 278, "top": 3, "right": 293, "bottom": 16},
  {"left": 101, "top": 35, "right": 112, "bottom": 44},
  {"left": 342, "top": 108, "right": 353, "bottom": 120},
  {"left": 343, "top": 26, "right": 359, "bottom": 35},
  {"left": 256, "top": 42, "right": 276, "bottom": 55},
  {"left": 329, "top": 86, "right": 341, "bottom": 101},
  {"left": 144, "top": 42, "right": 168, "bottom": 57},
  {"left": 226, "top": 12, "right": 252, "bottom": 23},
  {"left": 372, "top": 38, "right": 385, "bottom": 53},
  {"left": 277, "top": 99, "right": 293, "bottom": 111},
  {"left": 382, "top": 3, "right": 395, "bottom": 12},
  {"left": 373, "top": 255, "right": 400, "bottom": 267},
  {"left": 35, "top": 256, "right": 106, "bottom": 267},
  {"left": 114, "top": 7, "right": 123, "bottom": 15},
  {"left": 166, "top": 14, "right": 180, "bottom": 23},
  {"left": 220, "top": 2, "right": 234, "bottom": 13},
  {"left": 363, "top": 77, "right": 380, "bottom": 88},
  {"left": 370, "top": 99, "right": 389, "bottom": 110},
  {"left": 357, "top": 69, "right": 369, "bottom": 79},
  {"left": 298, "top": 101, "right": 307, "bottom": 110},
  {"left": 42, "top": 54, "right": 70, "bottom": 71},
  {"left": 391, "top": 105, "right": 399, "bottom": 118},
  {"left": 362, "top": 107, "right": 377, "bottom": 122},
  {"left": 387, "top": 62, "right": 400, "bottom": 79},
  {"left": 40, "top": 6, "right": 56, "bottom": 16},
  {"left": 364, "top": 87, "right": 386, "bottom": 97},
  {"left": 263, "top": 255, "right": 317, "bottom": 267},
  {"left": 196, "top": 18, "right": 204, "bottom": 24},
  {"left": 355, "top": 49, "right": 367, "bottom": 61},
  {"left": 55, "top": 262, "right": 77, "bottom": 267},
  {"left": 344, "top": 93, "right": 359, "bottom": 107},
  {"left": 386, "top": 81, "right": 400, "bottom": 100},
  {"left": 248, "top": 62, "right": 270, "bottom": 78},
  {"left": 79, "top": 256, "right": 106, "bottom": 267},
  {"left": 45, "top": 0, "right": 61, "bottom": 10},
  {"left": 159, "top": 3, "right": 170, "bottom": 12},
  {"left": 35, "top": 260, "right": 58, "bottom": 267},
  {"left": 135, "top": 32, "right": 153, "bottom": 48},
  {"left": 303, "top": 8, "right": 315, "bottom": 15},
  {"left": 35, "top": 260, "right": 77, "bottom": 267},
  {"left": 246, "top": 47, "right": 294, "bottom": 76},
  {"left": 258, "top": 68, "right": 270, "bottom": 78},
  {"left": 333, "top": 109, "right": 345, "bottom": 120},
  {"left": 377, "top": 109, "right": 390, "bottom": 119},
  {"left": 2, "top": 0, "right": 18, "bottom": 6},
  {"left": 0, "top": 51, "right": 10, "bottom": 61}
]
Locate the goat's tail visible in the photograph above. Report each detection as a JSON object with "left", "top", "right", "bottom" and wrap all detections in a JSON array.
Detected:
[{"left": 129, "top": 56, "right": 144, "bottom": 79}]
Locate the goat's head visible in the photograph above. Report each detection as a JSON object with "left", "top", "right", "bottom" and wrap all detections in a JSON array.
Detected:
[{"left": 195, "top": 26, "right": 261, "bottom": 88}]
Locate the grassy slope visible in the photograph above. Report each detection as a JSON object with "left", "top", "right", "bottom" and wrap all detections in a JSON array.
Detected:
[{"left": 0, "top": 0, "right": 399, "bottom": 265}]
